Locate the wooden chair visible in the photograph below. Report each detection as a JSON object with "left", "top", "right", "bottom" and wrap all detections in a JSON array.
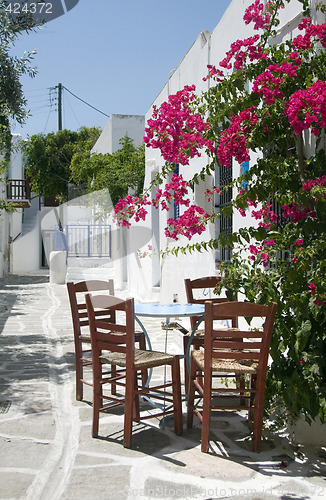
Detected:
[
  {"left": 67, "top": 280, "right": 147, "bottom": 401},
  {"left": 187, "top": 300, "right": 277, "bottom": 452},
  {"left": 86, "top": 293, "right": 183, "bottom": 448},
  {"left": 183, "top": 276, "right": 238, "bottom": 389}
]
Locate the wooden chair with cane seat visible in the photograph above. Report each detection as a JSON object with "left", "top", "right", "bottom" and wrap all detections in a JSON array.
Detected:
[
  {"left": 67, "top": 280, "right": 147, "bottom": 401},
  {"left": 187, "top": 300, "right": 277, "bottom": 452},
  {"left": 183, "top": 276, "right": 238, "bottom": 389},
  {"left": 86, "top": 293, "right": 183, "bottom": 448}
]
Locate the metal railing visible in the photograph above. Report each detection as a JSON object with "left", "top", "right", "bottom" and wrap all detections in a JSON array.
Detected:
[{"left": 55, "top": 224, "right": 111, "bottom": 258}]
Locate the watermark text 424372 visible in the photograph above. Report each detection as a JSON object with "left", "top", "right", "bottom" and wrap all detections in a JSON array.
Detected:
[{"left": 4, "top": 1, "right": 80, "bottom": 24}]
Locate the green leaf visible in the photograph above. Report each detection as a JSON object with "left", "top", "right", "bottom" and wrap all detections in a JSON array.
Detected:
[{"left": 295, "top": 320, "right": 312, "bottom": 353}]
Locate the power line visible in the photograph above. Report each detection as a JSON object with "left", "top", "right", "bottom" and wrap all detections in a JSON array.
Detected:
[
  {"left": 64, "top": 91, "right": 81, "bottom": 129},
  {"left": 63, "top": 85, "right": 110, "bottom": 118}
]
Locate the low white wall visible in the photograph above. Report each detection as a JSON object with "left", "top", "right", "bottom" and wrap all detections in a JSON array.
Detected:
[
  {"left": 11, "top": 212, "right": 41, "bottom": 274},
  {"left": 290, "top": 417, "right": 326, "bottom": 447}
]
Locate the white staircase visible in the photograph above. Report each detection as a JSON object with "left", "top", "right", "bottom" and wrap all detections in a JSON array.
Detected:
[
  {"left": 65, "top": 257, "right": 115, "bottom": 283},
  {"left": 22, "top": 197, "right": 39, "bottom": 236}
]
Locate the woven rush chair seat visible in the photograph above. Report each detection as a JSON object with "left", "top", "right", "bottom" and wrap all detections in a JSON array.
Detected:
[
  {"left": 79, "top": 334, "right": 92, "bottom": 342},
  {"left": 186, "top": 326, "right": 240, "bottom": 338},
  {"left": 100, "top": 349, "right": 177, "bottom": 369},
  {"left": 191, "top": 349, "right": 258, "bottom": 374}
]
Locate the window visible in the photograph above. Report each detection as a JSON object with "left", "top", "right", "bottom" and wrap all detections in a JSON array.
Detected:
[
  {"left": 172, "top": 164, "right": 180, "bottom": 220},
  {"left": 215, "top": 162, "right": 233, "bottom": 263}
]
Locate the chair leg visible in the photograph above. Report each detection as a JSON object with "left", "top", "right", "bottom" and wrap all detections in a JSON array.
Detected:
[
  {"left": 92, "top": 362, "right": 101, "bottom": 438},
  {"left": 133, "top": 374, "right": 140, "bottom": 422},
  {"left": 76, "top": 340, "right": 84, "bottom": 401},
  {"left": 186, "top": 356, "right": 197, "bottom": 429},
  {"left": 201, "top": 368, "right": 212, "bottom": 453},
  {"left": 252, "top": 379, "right": 264, "bottom": 452},
  {"left": 183, "top": 334, "right": 190, "bottom": 393},
  {"left": 76, "top": 365, "right": 83, "bottom": 401},
  {"left": 251, "top": 402, "right": 264, "bottom": 452},
  {"left": 171, "top": 357, "right": 183, "bottom": 436},
  {"left": 123, "top": 370, "right": 135, "bottom": 448},
  {"left": 138, "top": 334, "right": 149, "bottom": 387}
]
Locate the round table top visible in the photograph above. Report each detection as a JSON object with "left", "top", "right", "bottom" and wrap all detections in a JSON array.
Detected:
[{"left": 134, "top": 302, "right": 205, "bottom": 318}]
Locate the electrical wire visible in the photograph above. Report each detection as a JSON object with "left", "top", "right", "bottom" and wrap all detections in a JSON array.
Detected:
[{"left": 63, "top": 85, "right": 110, "bottom": 118}]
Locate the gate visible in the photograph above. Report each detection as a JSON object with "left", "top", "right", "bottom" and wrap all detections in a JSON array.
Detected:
[{"left": 55, "top": 224, "right": 111, "bottom": 258}]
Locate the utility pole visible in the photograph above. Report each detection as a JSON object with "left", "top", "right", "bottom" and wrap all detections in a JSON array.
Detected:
[{"left": 58, "top": 83, "right": 63, "bottom": 130}]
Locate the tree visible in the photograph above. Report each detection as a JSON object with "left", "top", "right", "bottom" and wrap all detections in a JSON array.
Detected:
[
  {"left": 24, "top": 127, "right": 101, "bottom": 202},
  {"left": 113, "top": 0, "right": 326, "bottom": 425},
  {"left": 0, "top": 0, "right": 37, "bottom": 209},
  {"left": 70, "top": 135, "right": 145, "bottom": 205}
]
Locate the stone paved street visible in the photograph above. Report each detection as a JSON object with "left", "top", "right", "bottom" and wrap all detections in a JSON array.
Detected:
[{"left": 0, "top": 275, "right": 325, "bottom": 500}]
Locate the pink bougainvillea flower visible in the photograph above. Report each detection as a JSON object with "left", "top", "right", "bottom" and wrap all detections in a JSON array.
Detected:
[
  {"left": 292, "top": 18, "right": 326, "bottom": 50},
  {"left": 285, "top": 80, "right": 326, "bottom": 136},
  {"left": 203, "top": 64, "right": 224, "bottom": 82},
  {"left": 264, "top": 238, "right": 276, "bottom": 246},
  {"left": 302, "top": 175, "right": 326, "bottom": 192},
  {"left": 144, "top": 85, "right": 215, "bottom": 165},
  {"left": 219, "top": 34, "right": 267, "bottom": 72},
  {"left": 282, "top": 203, "right": 317, "bottom": 222},
  {"left": 252, "top": 55, "right": 302, "bottom": 105},
  {"left": 243, "top": 0, "right": 272, "bottom": 31},
  {"left": 249, "top": 244, "right": 262, "bottom": 255},
  {"left": 217, "top": 107, "right": 258, "bottom": 167},
  {"left": 165, "top": 205, "right": 210, "bottom": 240}
]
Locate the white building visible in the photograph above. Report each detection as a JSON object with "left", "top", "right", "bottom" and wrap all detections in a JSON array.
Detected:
[
  {"left": 115, "top": 0, "right": 322, "bottom": 303},
  {"left": 91, "top": 114, "right": 145, "bottom": 155},
  {"left": 0, "top": 134, "right": 35, "bottom": 277},
  {"left": 0, "top": 115, "right": 146, "bottom": 280}
]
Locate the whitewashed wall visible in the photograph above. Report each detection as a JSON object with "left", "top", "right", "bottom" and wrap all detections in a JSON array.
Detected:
[
  {"left": 92, "top": 114, "right": 145, "bottom": 155},
  {"left": 0, "top": 135, "right": 27, "bottom": 276},
  {"left": 0, "top": 173, "right": 9, "bottom": 277}
]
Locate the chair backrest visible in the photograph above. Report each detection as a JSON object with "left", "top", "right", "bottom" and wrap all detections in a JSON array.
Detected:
[
  {"left": 205, "top": 301, "right": 278, "bottom": 378},
  {"left": 184, "top": 276, "right": 238, "bottom": 329},
  {"left": 86, "top": 293, "right": 135, "bottom": 365},
  {"left": 67, "top": 280, "right": 115, "bottom": 337}
]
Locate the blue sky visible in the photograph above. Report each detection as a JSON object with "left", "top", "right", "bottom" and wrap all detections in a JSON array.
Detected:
[{"left": 11, "top": 0, "right": 232, "bottom": 139}]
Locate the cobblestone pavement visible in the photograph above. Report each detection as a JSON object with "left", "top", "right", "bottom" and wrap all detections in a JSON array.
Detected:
[{"left": 0, "top": 275, "right": 325, "bottom": 500}]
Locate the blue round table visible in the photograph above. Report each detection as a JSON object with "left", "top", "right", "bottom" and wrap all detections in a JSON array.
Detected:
[
  {"left": 134, "top": 302, "right": 205, "bottom": 374},
  {"left": 135, "top": 302, "right": 205, "bottom": 319}
]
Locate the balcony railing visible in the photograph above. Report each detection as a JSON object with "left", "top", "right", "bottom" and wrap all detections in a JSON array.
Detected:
[{"left": 6, "top": 179, "right": 31, "bottom": 208}]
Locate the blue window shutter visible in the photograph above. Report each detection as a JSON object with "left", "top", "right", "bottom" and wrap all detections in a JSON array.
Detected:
[
  {"left": 240, "top": 161, "right": 249, "bottom": 189},
  {"left": 174, "top": 164, "right": 180, "bottom": 220}
]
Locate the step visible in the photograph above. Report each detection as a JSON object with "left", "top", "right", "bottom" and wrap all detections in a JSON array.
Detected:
[{"left": 65, "top": 266, "right": 115, "bottom": 283}]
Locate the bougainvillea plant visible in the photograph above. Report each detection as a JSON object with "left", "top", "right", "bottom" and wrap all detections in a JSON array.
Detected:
[{"left": 114, "top": 0, "right": 326, "bottom": 426}]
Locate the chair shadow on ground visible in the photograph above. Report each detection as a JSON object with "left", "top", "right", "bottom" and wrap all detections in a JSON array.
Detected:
[{"left": 87, "top": 398, "right": 326, "bottom": 494}]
